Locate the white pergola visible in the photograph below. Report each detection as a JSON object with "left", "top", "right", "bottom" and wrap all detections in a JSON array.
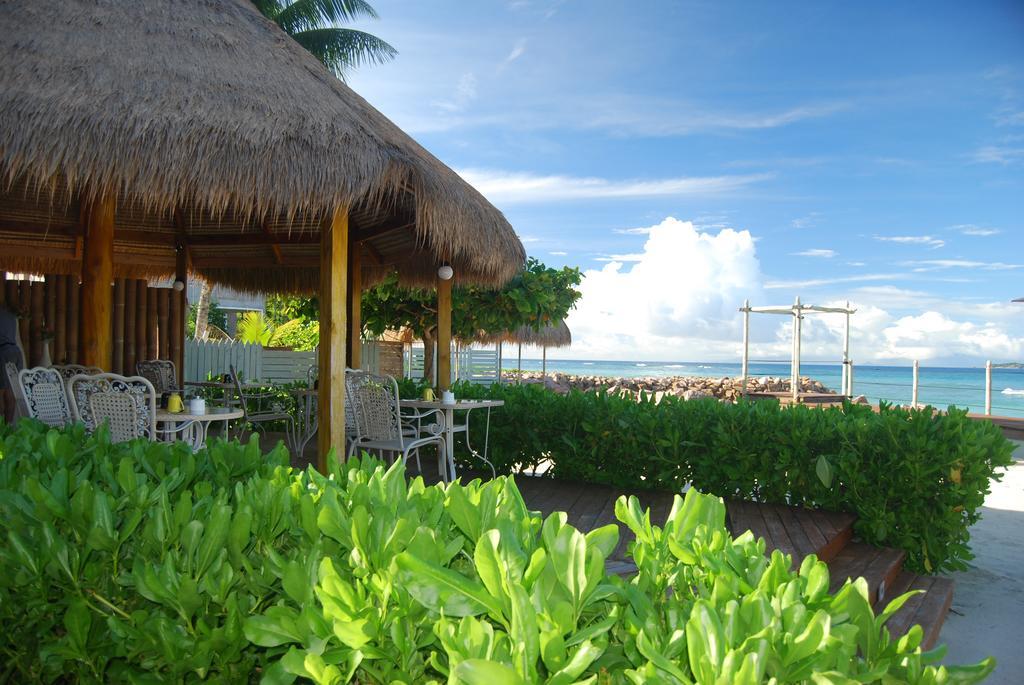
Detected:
[{"left": 739, "top": 297, "right": 857, "bottom": 401}]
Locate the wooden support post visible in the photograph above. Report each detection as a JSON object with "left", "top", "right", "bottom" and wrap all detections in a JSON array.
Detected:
[
  {"left": 17, "top": 282, "right": 29, "bottom": 355},
  {"left": 44, "top": 276, "right": 56, "bottom": 360},
  {"left": 317, "top": 207, "right": 348, "bottom": 471},
  {"left": 347, "top": 245, "right": 362, "bottom": 369},
  {"left": 79, "top": 193, "right": 115, "bottom": 368},
  {"left": 173, "top": 212, "right": 188, "bottom": 387},
  {"left": 436, "top": 276, "right": 452, "bottom": 391},
  {"left": 112, "top": 279, "right": 125, "bottom": 374},
  {"left": 54, "top": 275, "right": 67, "bottom": 364},
  {"left": 29, "top": 282, "right": 43, "bottom": 366}
]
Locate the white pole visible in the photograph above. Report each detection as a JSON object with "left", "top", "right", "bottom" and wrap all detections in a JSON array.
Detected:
[
  {"left": 912, "top": 359, "right": 919, "bottom": 408},
  {"left": 542, "top": 346, "right": 547, "bottom": 380},
  {"left": 848, "top": 360, "right": 854, "bottom": 398},
  {"left": 741, "top": 299, "right": 750, "bottom": 396},
  {"left": 985, "top": 360, "right": 992, "bottom": 416},
  {"left": 496, "top": 342, "right": 503, "bottom": 385},
  {"left": 842, "top": 301, "right": 851, "bottom": 396},
  {"left": 792, "top": 296, "right": 801, "bottom": 402},
  {"left": 517, "top": 343, "right": 522, "bottom": 385}
]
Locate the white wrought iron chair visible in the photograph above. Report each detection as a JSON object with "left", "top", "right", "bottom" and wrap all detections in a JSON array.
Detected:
[
  {"left": 67, "top": 373, "right": 157, "bottom": 443},
  {"left": 4, "top": 361, "right": 29, "bottom": 420},
  {"left": 345, "top": 371, "right": 448, "bottom": 478},
  {"left": 230, "top": 364, "right": 296, "bottom": 452},
  {"left": 136, "top": 360, "right": 179, "bottom": 396},
  {"left": 53, "top": 364, "right": 103, "bottom": 382},
  {"left": 17, "top": 366, "right": 73, "bottom": 428}
]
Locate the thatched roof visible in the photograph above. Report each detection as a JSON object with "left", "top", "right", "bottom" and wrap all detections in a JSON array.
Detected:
[
  {"left": 478, "top": 320, "right": 572, "bottom": 348},
  {"left": 0, "top": 0, "right": 524, "bottom": 292}
]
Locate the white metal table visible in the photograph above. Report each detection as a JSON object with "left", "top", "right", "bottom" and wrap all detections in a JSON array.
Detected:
[
  {"left": 156, "top": 406, "right": 244, "bottom": 451},
  {"left": 398, "top": 398, "right": 504, "bottom": 481}
]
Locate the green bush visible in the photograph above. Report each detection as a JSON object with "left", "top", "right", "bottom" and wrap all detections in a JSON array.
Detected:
[
  {"left": 421, "top": 382, "right": 1013, "bottom": 574},
  {"left": 0, "top": 420, "right": 994, "bottom": 683}
]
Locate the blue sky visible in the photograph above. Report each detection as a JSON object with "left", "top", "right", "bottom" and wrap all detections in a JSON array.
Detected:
[{"left": 349, "top": 1, "right": 1024, "bottom": 365}]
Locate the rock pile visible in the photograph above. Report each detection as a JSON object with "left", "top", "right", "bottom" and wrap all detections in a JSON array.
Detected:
[{"left": 514, "top": 372, "right": 833, "bottom": 403}]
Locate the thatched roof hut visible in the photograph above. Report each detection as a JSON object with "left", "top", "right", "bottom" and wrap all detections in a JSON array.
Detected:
[
  {"left": 0, "top": 0, "right": 524, "bottom": 292},
  {"left": 480, "top": 320, "right": 572, "bottom": 348}
]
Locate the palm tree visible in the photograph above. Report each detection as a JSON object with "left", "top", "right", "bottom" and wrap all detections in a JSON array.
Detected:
[{"left": 252, "top": 0, "right": 397, "bottom": 78}]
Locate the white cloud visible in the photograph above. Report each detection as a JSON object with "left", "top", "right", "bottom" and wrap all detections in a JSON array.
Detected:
[
  {"left": 612, "top": 226, "right": 652, "bottom": 235},
  {"left": 790, "top": 213, "right": 819, "bottom": 229},
  {"left": 792, "top": 249, "right": 836, "bottom": 258},
  {"left": 457, "top": 169, "right": 771, "bottom": 204},
  {"left": 499, "top": 39, "right": 527, "bottom": 69},
  {"left": 904, "top": 259, "right": 1023, "bottom": 271},
  {"left": 970, "top": 145, "right": 1024, "bottom": 164},
  {"left": 563, "top": 218, "right": 762, "bottom": 360},
  {"left": 433, "top": 72, "right": 478, "bottom": 112},
  {"left": 950, "top": 224, "right": 1001, "bottom": 237},
  {"left": 873, "top": 234, "right": 945, "bottom": 249},
  {"left": 765, "top": 273, "right": 907, "bottom": 289},
  {"left": 549, "top": 250, "right": 567, "bottom": 256}
]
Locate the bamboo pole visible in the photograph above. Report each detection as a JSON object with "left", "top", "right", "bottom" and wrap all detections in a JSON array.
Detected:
[
  {"left": 29, "top": 282, "right": 44, "bottom": 366},
  {"left": 135, "top": 280, "right": 148, "bottom": 364},
  {"left": 436, "top": 276, "right": 452, "bottom": 391},
  {"left": 985, "top": 360, "right": 992, "bottom": 416},
  {"left": 54, "top": 275, "right": 67, "bottom": 364},
  {"left": 173, "top": 214, "right": 188, "bottom": 387},
  {"left": 170, "top": 285, "right": 182, "bottom": 381},
  {"left": 157, "top": 288, "right": 170, "bottom": 360},
  {"left": 44, "top": 276, "right": 56, "bottom": 354},
  {"left": 317, "top": 207, "right": 348, "bottom": 471},
  {"left": 66, "top": 276, "right": 79, "bottom": 364},
  {"left": 112, "top": 279, "right": 125, "bottom": 374},
  {"left": 124, "top": 278, "right": 137, "bottom": 373},
  {"left": 147, "top": 287, "right": 159, "bottom": 361},
  {"left": 79, "top": 194, "right": 116, "bottom": 368}
]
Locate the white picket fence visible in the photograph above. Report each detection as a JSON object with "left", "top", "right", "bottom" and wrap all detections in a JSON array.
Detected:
[
  {"left": 185, "top": 340, "right": 383, "bottom": 384},
  {"left": 406, "top": 344, "right": 500, "bottom": 384}
]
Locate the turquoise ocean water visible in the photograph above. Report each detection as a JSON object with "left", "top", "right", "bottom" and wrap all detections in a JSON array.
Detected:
[{"left": 506, "top": 358, "right": 1024, "bottom": 419}]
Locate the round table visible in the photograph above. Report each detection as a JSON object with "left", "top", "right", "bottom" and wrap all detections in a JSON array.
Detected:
[{"left": 156, "top": 406, "right": 243, "bottom": 451}]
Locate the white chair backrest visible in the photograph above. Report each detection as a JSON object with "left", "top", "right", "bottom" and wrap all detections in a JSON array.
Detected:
[
  {"left": 345, "top": 371, "right": 403, "bottom": 443},
  {"left": 17, "top": 366, "right": 72, "bottom": 428},
  {"left": 53, "top": 364, "right": 103, "bottom": 382},
  {"left": 136, "top": 359, "right": 177, "bottom": 395},
  {"left": 67, "top": 373, "right": 157, "bottom": 443},
  {"left": 4, "top": 361, "right": 28, "bottom": 420}
]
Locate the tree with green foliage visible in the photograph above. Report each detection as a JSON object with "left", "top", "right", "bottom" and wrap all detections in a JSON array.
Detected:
[
  {"left": 251, "top": 0, "right": 396, "bottom": 78},
  {"left": 362, "top": 258, "right": 582, "bottom": 379}
]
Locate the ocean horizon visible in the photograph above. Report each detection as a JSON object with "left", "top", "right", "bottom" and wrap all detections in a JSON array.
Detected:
[{"left": 497, "top": 358, "right": 1024, "bottom": 419}]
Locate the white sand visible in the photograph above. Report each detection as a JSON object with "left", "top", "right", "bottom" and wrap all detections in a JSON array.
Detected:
[{"left": 937, "top": 440, "right": 1024, "bottom": 682}]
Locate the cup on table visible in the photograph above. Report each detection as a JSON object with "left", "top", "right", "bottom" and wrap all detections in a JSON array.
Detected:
[
  {"left": 441, "top": 390, "right": 455, "bottom": 405},
  {"left": 189, "top": 397, "right": 206, "bottom": 415}
]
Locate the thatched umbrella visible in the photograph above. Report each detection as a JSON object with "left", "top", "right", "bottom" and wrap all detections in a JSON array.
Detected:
[
  {"left": 479, "top": 320, "right": 572, "bottom": 383},
  {"left": 0, "top": 0, "right": 525, "bottom": 465}
]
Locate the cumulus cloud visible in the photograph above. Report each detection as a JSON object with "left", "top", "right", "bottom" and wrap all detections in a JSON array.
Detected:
[
  {"left": 549, "top": 217, "right": 1024, "bottom": 364},
  {"left": 563, "top": 218, "right": 762, "bottom": 360},
  {"left": 873, "top": 235, "right": 945, "bottom": 249}
]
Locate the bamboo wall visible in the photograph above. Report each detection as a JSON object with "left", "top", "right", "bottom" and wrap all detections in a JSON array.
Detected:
[{"left": 0, "top": 273, "right": 185, "bottom": 377}]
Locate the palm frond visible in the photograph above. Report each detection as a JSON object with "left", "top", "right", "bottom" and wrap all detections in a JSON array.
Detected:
[
  {"left": 251, "top": 0, "right": 286, "bottom": 23},
  {"left": 292, "top": 28, "right": 397, "bottom": 77},
  {"left": 274, "top": 0, "right": 380, "bottom": 35}
]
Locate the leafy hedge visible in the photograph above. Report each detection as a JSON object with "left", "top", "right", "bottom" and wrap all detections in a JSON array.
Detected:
[
  {"left": 400, "top": 380, "right": 1014, "bottom": 574},
  {"left": 0, "top": 421, "right": 994, "bottom": 683}
]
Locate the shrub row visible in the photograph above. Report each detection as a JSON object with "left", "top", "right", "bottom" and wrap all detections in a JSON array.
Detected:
[
  {"left": 0, "top": 420, "right": 994, "bottom": 683},
  {"left": 402, "top": 380, "right": 1015, "bottom": 574}
]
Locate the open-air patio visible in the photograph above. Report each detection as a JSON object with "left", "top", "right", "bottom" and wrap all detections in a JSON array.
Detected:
[{"left": 0, "top": 1, "right": 1017, "bottom": 683}]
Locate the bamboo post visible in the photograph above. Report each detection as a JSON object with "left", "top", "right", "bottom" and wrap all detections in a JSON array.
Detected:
[
  {"left": 911, "top": 359, "right": 919, "bottom": 408},
  {"left": 79, "top": 193, "right": 115, "bottom": 369},
  {"left": 173, "top": 216, "right": 188, "bottom": 387},
  {"left": 147, "top": 287, "right": 159, "bottom": 361},
  {"left": 54, "top": 275, "right": 67, "bottom": 363},
  {"left": 112, "top": 279, "right": 125, "bottom": 374},
  {"left": 347, "top": 245, "right": 362, "bottom": 369},
  {"left": 170, "top": 286, "right": 182, "bottom": 381},
  {"left": 436, "top": 276, "right": 452, "bottom": 391},
  {"left": 985, "top": 360, "right": 992, "bottom": 416},
  {"left": 124, "top": 279, "right": 137, "bottom": 373},
  {"left": 740, "top": 299, "right": 750, "bottom": 396},
  {"left": 66, "top": 276, "right": 79, "bottom": 364},
  {"left": 44, "top": 276, "right": 56, "bottom": 357},
  {"left": 29, "top": 282, "right": 43, "bottom": 365},
  {"left": 135, "top": 280, "right": 148, "bottom": 364},
  {"left": 317, "top": 207, "right": 348, "bottom": 471},
  {"left": 157, "top": 288, "right": 170, "bottom": 360}
]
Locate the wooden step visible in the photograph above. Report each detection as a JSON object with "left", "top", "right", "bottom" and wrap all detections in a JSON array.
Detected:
[
  {"left": 828, "top": 542, "right": 906, "bottom": 604},
  {"left": 881, "top": 572, "right": 955, "bottom": 650},
  {"left": 726, "top": 500, "right": 856, "bottom": 566}
]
